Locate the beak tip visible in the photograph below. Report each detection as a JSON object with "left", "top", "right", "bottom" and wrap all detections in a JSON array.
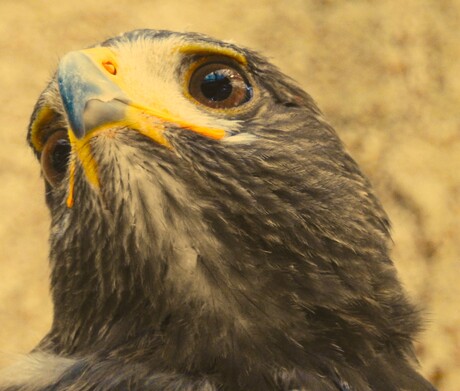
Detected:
[{"left": 57, "top": 52, "right": 91, "bottom": 139}]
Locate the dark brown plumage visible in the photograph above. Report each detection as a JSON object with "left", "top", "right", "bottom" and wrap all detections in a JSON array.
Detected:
[{"left": 0, "top": 30, "right": 436, "bottom": 391}]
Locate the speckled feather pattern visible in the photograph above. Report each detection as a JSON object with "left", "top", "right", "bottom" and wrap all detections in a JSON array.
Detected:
[{"left": 1, "top": 30, "right": 436, "bottom": 391}]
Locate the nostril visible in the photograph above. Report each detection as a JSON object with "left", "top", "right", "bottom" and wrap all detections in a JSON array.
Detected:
[{"left": 102, "top": 61, "right": 117, "bottom": 75}]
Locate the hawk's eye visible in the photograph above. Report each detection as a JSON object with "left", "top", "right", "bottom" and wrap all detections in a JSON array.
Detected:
[
  {"left": 41, "top": 130, "right": 71, "bottom": 187},
  {"left": 189, "top": 62, "right": 252, "bottom": 109}
]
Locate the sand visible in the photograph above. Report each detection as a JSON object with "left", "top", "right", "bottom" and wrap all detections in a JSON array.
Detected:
[{"left": 0, "top": 0, "right": 459, "bottom": 389}]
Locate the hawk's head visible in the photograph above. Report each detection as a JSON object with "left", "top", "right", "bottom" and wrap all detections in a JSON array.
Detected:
[{"left": 27, "top": 30, "right": 432, "bottom": 390}]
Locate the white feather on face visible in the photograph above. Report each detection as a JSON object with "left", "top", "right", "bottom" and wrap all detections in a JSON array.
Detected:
[
  {"left": 0, "top": 353, "right": 76, "bottom": 389},
  {"left": 108, "top": 35, "right": 245, "bottom": 136}
]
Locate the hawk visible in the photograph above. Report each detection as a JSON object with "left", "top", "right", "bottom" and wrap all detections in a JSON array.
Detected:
[{"left": 0, "top": 30, "right": 436, "bottom": 391}]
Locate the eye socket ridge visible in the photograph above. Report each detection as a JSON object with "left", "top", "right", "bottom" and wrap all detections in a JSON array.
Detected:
[{"left": 188, "top": 60, "right": 253, "bottom": 110}]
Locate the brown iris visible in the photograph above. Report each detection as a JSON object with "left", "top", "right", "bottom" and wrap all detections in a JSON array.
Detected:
[
  {"left": 41, "top": 130, "right": 71, "bottom": 186},
  {"left": 189, "top": 62, "right": 252, "bottom": 109}
]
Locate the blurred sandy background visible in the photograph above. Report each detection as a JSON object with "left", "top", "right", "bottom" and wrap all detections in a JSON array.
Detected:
[{"left": 0, "top": 0, "right": 459, "bottom": 389}]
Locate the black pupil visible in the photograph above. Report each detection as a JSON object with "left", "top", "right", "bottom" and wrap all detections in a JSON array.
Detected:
[
  {"left": 201, "top": 71, "right": 233, "bottom": 101},
  {"left": 51, "top": 139, "right": 71, "bottom": 173}
]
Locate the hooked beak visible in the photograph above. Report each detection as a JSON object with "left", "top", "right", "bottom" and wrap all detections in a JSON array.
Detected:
[{"left": 58, "top": 49, "right": 130, "bottom": 139}]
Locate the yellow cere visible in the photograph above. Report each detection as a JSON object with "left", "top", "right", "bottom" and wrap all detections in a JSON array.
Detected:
[
  {"left": 81, "top": 47, "right": 119, "bottom": 74},
  {"left": 127, "top": 102, "right": 226, "bottom": 141}
]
